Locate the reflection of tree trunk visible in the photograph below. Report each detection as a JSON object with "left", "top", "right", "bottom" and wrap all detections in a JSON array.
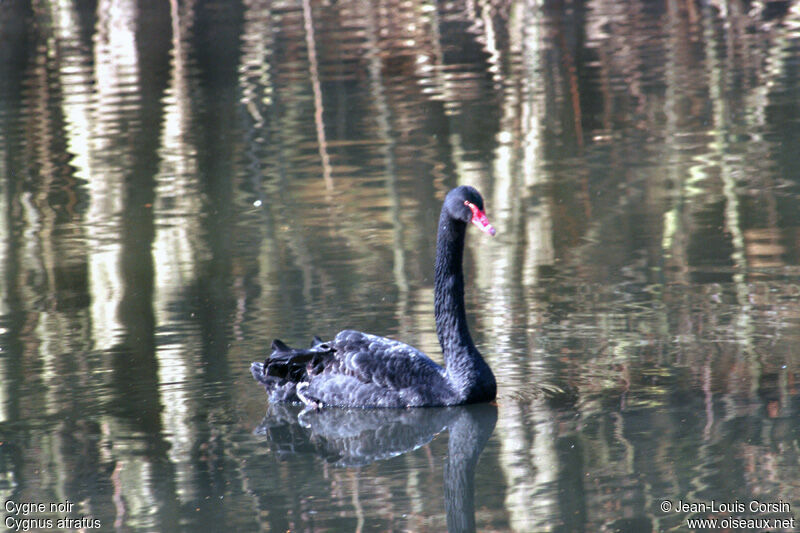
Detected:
[
  {"left": 363, "top": 1, "right": 411, "bottom": 335},
  {"left": 155, "top": 0, "right": 205, "bottom": 504},
  {"left": 444, "top": 405, "right": 497, "bottom": 533},
  {"left": 302, "top": 0, "right": 333, "bottom": 191},
  {"left": 350, "top": 471, "right": 365, "bottom": 533}
]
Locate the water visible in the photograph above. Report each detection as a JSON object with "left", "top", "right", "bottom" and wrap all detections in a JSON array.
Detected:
[{"left": 2, "top": 0, "right": 800, "bottom": 531}]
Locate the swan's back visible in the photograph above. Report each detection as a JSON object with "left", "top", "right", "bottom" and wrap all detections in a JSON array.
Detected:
[{"left": 251, "top": 330, "right": 459, "bottom": 408}]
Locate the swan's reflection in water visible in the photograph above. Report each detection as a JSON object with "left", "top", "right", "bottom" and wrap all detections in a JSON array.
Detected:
[{"left": 255, "top": 404, "right": 497, "bottom": 532}]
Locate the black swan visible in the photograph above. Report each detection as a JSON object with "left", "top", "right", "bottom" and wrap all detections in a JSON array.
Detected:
[{"left": 251, "top": 185, "right": 497, "bottom": 408}]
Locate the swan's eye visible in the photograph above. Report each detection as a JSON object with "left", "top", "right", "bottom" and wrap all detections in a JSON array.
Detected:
[{"left": 463, "top": 201, "right": 496, "bottom": 236}]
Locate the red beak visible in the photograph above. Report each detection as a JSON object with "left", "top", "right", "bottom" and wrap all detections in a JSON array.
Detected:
[{"left": 464, "top": 201, "right": 496, "bottom": 236}]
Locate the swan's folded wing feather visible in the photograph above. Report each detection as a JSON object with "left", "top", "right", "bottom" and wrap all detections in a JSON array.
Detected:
[
  {"left": 261, "top": 339, "right": 335, "bottom": 382},
  {"left": 332, "top": 330, "right": 445, "bottom": 390},
  {"left": 255, "top": 330, "right": 453, "bottom": 407}
]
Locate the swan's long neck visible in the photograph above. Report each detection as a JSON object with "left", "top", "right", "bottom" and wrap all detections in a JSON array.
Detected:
[{"left": 434, "top": 212, "right": 495, "bottom": 402}]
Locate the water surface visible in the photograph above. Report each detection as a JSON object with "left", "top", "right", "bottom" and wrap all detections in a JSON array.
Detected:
[{"left": 2, "top": 0, "right": 800, "bottom": 531}]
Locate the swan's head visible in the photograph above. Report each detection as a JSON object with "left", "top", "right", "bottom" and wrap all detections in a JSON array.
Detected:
[{"left": 445, "top": 186, "right": 496, "bottom": 236}]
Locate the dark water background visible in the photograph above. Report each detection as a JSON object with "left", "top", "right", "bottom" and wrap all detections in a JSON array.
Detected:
[{"left": 3, "top": 0, "right": 800, "bottom": 531}]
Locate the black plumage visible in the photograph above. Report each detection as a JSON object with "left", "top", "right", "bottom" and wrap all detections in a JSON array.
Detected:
[{"left": 251, "top": 186, "right": 497, "bottom": 408}]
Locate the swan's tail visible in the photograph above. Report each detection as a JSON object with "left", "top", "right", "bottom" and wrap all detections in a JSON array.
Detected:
[{"left": 251, "top": 337, "right": 335, "bottom": 402}]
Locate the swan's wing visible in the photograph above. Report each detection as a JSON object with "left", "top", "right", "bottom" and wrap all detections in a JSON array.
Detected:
[
  {"left": 296, "top": 330, "right": 452, "bottom": 407},
  {"left": 252, "top": 331, "right": 452, "bottom": 407},
  {"left": 331, "top": 329, "right": 446, "bottom": 389},
  {"left": 252, "top": 338, "right": 337, "bottom": 402}
]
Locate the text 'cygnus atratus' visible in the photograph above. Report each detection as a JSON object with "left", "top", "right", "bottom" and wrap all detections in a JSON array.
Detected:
[{"left": 251, "top": 186, "right": 497, "bottom": 408}]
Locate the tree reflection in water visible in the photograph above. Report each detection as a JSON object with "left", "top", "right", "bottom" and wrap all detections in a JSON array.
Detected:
[{"left": 3, "top": 0, "right": 800, "bottom": 531}]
